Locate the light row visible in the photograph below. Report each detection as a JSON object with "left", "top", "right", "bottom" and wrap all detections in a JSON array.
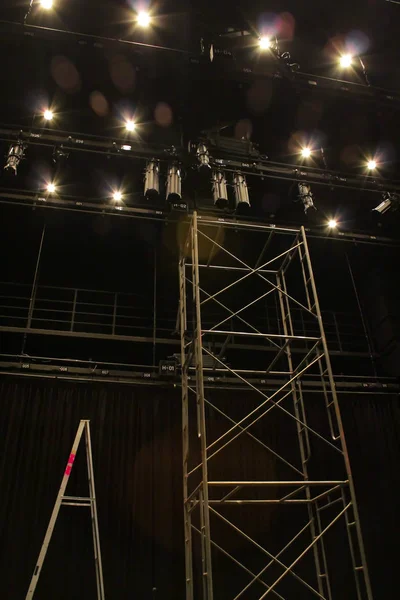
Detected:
[
  {"left": 37, "top": 1, "right": 369, "bottom": 74},
  {"left": 39, "top": 108, "right": 381, "bottom": 171},
  {"left": 299, "top": 147, "right": 378, "bottom": 171},
  {"left": 38, "top": 1, "right": 152, "bottom": 28},
  {"left": 4, "top": 142, "right": 397, "bottom": 218},
  {"left": 258, "top": 37, "right": 365, "bottom": 72}
]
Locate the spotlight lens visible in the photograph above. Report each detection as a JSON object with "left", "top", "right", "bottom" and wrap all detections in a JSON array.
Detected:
[
  {"left": 40, "top": 0, "right": 53, "bottom": 8},
  {"left": 113, "top": 191, "right": 122, "bottom": 202},
  {"left": 47, "top": 183, "right": 56, "bottom": 193},
  {"left": 125, "top": 120, "right": 136, "bottom": 132},
  {"left": 328, "top": 219, "right": 337, "bottom": 228},
  {"left": 339, "top": 54, "right": 353, "bottom": 68},
  {"left": 367, "top": 160, "right": 377, "bottom": 170},
  {"left": 259, "top": 37, "right": 271, "bottom": 50},
  {"left": 43, "top": 109, "right": 53, "bottom": 121},
  {"left": 137, "top": 11, "right": 151, "bottom": 27},
  {"left": 301, "top": 148, "right": 312, "bottom": 158}
]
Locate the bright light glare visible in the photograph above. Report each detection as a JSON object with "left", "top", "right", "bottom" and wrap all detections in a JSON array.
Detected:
[
  {"left": 339, "top": 54, "right": 353, "bottom": 68},
  {"left": 40, "top": 0, "right": 53, "bottom": 8},
  {"left": 328, "top": 219, "right": 337, "bottom": 229},
  {"left": 47, "top": 183, "right": 56, "bottom": 193},
  {"left": 125, "top": 120, "right": 136, "bottom": 132},
  {"left": 113, "top": 191, "right": 122, "bottom": 202},
  {"left": 367, "top": 160, "right": 377, "bottom": 170},
  {"left": 137, "top": 11, "right": 151, "bottom": 27},
  {"left": 259, "top": 37, "right": 272, "bottom": 50},
  {"left": 301, "top": 147, "right": 312, "bottom": 158},
  {"left": 43, "top": 109, "right": 53, "bottom": 121}
]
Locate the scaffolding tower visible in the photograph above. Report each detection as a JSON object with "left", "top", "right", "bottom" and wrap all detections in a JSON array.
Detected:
[{"left": 179, "top": 212, "right": 373, "bottom": 600}]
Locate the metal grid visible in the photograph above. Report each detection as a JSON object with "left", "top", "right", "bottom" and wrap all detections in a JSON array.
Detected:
[{"left": 179, "top": 213, "right": 373, "bottom": 600}]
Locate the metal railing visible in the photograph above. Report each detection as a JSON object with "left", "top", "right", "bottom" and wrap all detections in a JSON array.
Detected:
[{"left": 0, "top": 281, "right": 372, "bottom": 353}]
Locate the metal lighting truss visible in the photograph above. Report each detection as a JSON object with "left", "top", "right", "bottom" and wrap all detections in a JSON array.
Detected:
[{"left": 179, "top": 212, "right": 373, "bottom": 600}]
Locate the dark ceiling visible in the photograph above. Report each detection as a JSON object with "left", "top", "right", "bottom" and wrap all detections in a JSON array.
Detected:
[{"left": 0, "top": 0, "right": 400, "bottom": 234}]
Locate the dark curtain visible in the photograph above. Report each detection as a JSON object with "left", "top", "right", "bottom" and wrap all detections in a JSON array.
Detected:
[{"left": 0, "top": 377, "right": 399, "bottom": 599}]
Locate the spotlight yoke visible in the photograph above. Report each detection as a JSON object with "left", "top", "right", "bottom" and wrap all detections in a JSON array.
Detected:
[
  {"left": 297, "top": 182, "right": 316, "bottom": 213},
  {"left": 232, "top": 171, "right": 250, "bottom": 211},
  {"left": 4, "top": 141, "right": 27, "bottom": 174}
]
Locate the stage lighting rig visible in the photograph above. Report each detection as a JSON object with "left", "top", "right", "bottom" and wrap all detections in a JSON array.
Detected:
[
  {"left": 233, "top": 172, "right": 250, "bottom": 212},
  {"left": 373, "top": 192, "right": 400, "bottom": 215},
  {"left": 297, "top": 182, "right": 316, "bottom": 213},
  {"left": 4, "top": 141, "right": 26, "bottom": 175},
  {"left": 197, "top": 143, "right": 211, "bottom": 170},
  {"left": 144, "top": 160, "right": 160, "bottom": 199},
  {"left": 166, "top": 164, "right": 182, "bottom": 204},
  {"left": 212, "top": 171, "right": 228, "bottom": 208}
]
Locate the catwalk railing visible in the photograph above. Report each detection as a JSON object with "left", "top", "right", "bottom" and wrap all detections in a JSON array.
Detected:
[
  {"left": 179, "top": 214, "right": 373, "bottom": 600},
  {"left": 0, "top": 281, "right": 372, "bottom": 356}
]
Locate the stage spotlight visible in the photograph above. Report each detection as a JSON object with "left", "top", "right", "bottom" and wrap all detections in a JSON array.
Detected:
[
  {"left": 166, "top": 164, "right": 182, "bottom": 203},
  {"left": 301, "top": 147, "right": 312, "bottom": 159},
  {"left": 367, "top": 159, "right": 377, "bottom": 171},
  {"left": 212, "top": 171, "right": 228, "bottom": 209},
  {"left": 197, "top": 143, "right": 210, "bottom": 170},
  {"left": 328, "top": 219, "right": 337, "bottom": 228},
  {"left": 233, "top": 172, "right": 250, "bottom": 212},
  {"left": 298, "top": 182, "right": 316, "bottom": 213},
  {"left": 137, "top": 11, "right": 151, "bottom": 27},
  {"left": 52, "top": 146, "right": 69, "bottom": 164},
  {"left": 46, "top": 182, "right": 56, "bottom": 193},
  {"left": 113, "top": 191, "right": 123, "bottom": 202},
  {"left": 43, "top": 109, "right": 53, "bottom": 121},
  {"left": 40, "top": 0, "right": 53, "bottom": 8},
  {"left": 373, "top": 192, "right": 399, "bottom": 215},
  {"left": 144, "top": 160, "right": 160, "bottom": 198},
  {"left": 339, "top": 54, "right": 353, "bottom": 68},
  {"left": 125, "top": 120, "right": 136, "bottom": 132},
  {"left": 4, "top": 142, "right": 26, "bottom": 174},
  {"left": 259, "top": 37, "right": 272, "bottom": 50}
]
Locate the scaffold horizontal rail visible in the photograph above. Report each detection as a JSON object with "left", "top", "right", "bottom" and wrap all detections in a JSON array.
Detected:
[
  {"left": 208, "top": 481, "right": 348, "bottom": 487},
  {"left": 201, "top": 329, "right": 321, "bottom": 341}
]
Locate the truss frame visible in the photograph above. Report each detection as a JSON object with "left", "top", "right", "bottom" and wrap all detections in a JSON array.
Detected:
[{"left": 179, "top": 212, "right": 373, "bottom": 600}]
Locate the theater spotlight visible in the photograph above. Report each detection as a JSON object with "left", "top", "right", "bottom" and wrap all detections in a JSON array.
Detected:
[
  {"left": 301, "top": 147, "right": 312, "bottom": 159},
  {"left": 233, "top": 172, "right": 250, "bottom": 213},
  {"left": 4, "top": 141, "right": 26, "bottom": 174},
  {"left": 52, "top": 146, "right": 69, "bottom": 164},
  {"left": 46, "top": 182, "right": 56, "bottom": 194},
  {"left": 339, "top": 54, "right": 353, "bottom": 68},
  {"left": 125, "top": 120, "right": 136, "bottom": 132},
  {"left": 367, "top": 159, "right": 377, "bottom": 171},
  {"left": 40, "top": 0, "right": 53, "bottom": 8},
  {"left": 113, "top": 190, "right": 123, "bottom": 202},
  {"left": 197, "top": 143, "right": 210, "bottom": 170},
  {"left": 328, "top": 219, "right": 337, "bottom": 229},
  {"left": 373, "top": 192, "right": 399, "bottom": 215},
  {"left": 166, "top": 164, "right": 182, "bottom": 203},
  {"left": 212, "top": 171, "right": 228, "bottom": 209},
  {"left": 43, "top": 109, "right": 53, "bottom": 121},
  {"left": 137, "top": 11, "right": 151, "bottom": 27},
  {"left": 144, "top": 160, "right": 160, "bottom": 199},
  {"left": 259, "top": 37, "right": 272, "bottom": 50},
  {"left": 298, "top": 182, "right": 316, "bottom": 213}
]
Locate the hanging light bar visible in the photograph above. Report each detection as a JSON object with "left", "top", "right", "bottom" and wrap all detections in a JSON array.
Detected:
[
  {"left": 212, "top": 170, "right": 228, "bottom": 208},
  {"left": 233, "top": 172, "right": 250, "bottom": 211},
  {"left": 144, "top": 160, "right": 160, "bottom": 198},
  {"left": 166, "top": 163, "right": 182, "bottom": 203}
]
